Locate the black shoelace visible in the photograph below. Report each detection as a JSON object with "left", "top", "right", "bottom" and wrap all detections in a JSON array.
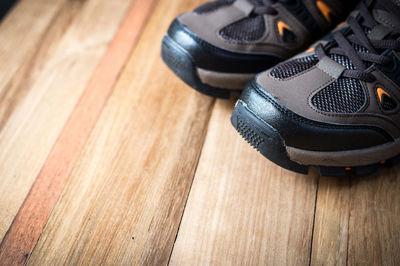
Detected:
[
  {"left": 315, "top": 0, "right": 400, "bottom": 82},
  {"left": 253, "top": 0, "right": 294, "bottom": 15}
]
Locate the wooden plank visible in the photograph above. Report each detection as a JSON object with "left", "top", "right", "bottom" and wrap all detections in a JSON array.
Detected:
[
  {"left": 169, "top": 99, "right": 319, "bottom": 266},
  {"left": 0, "top": 0, "right": 82, "bottom": 131},
  {"left": 310, "top": 177, "right": 350, "bottom": 266},
  {"left": 0, "top": 0, "right": 78, "bottom": 241},
  {"left": 347, "top": 170, "right": 400, "bottom": 265},
  {"left": 312, "top": 170, "right": 400, "bottom": 265},
  {"left": 28, "top": 0, "right": 214, "bottom": 264},
  {"left": 0, "top": 0, "right": 66, "bottom": 97},
  {"left": 0, "top": 1, "right": 155, "bottom": 264},
  {"left": 0, "top": 0, "right": 134, "bottom": 247}
]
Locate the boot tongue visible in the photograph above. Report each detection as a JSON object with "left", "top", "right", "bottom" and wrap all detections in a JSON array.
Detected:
[{"left": 370, "top": 0, "right": 400, "bottom": 34}]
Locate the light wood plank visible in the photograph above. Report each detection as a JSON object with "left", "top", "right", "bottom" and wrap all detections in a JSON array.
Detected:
[
  {"left": 0, "top": 0, "right": 66, "bottom": 96},
  {"left": 0, "top": 0, "right": 134, "bottom": 243},
  {"left": 28, "top": 0, "right": 214, "bottom": 264},
  {"left": 0, "top": 1, "right": 155, "bottom": 264},
  {"left": 311, "top": 168, "right": 400, "bottom": 265},
  {"left": 169, "top": 99, "right": 319, "bottom": 266},
  {"left": 0, "top": 0, "right": 79, "bottom": 240},
  {"left": 347, "top": 170, "right": 400, "bottom": 265},
  {"left": 311, "top": 177, "right": 350, "bottom": 266},
  {"left": 0, "top": 0, "right": 82, "bottom": 131}
]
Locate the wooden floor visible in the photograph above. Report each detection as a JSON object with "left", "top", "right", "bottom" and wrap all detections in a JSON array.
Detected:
[{"left": 0, "top": 0, "right": 399, "bottom": 265}]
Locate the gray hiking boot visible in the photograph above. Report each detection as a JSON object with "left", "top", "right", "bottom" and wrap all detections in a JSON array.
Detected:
[
  {"left": 162, "top": 0, "right": 358, "bottom": 98},
  {"left": 231, "top": 0, "right": 400, "bottom": 176}
]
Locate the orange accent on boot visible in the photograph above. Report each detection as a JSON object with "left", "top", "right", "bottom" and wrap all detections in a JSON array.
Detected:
[
  {"left": 336, "top": 21, "right": 345, "bottom": 29},
  {"left": 377, "top": 87, "right": 391, "bottom": 103},
  {"left": 317, "top": 1, "right": 333, "bottom": 24},
  {"left": 306, "top": 47, "right": 315, "bottom": 53},
  {"left": 277, "top": 21, "right": 291, "bottom": 36}
]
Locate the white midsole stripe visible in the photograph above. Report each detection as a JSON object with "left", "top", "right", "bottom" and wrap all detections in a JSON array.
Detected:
[
  {"left": 197, "top": 67, "right": 256, "bottom": 90},
  {"left": 286, "top": 139, "right": 400, "bottom": 167}
]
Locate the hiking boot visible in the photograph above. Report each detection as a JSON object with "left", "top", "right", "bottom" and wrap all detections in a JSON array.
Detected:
[
  {"left": 161, "top": 0, "right": 358, "bottom": 98},
  {"left": 231, "top": 0, "right": 400, "bottom": 176}
]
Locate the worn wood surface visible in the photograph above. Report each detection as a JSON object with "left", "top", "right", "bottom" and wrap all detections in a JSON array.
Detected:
[
  {"left": 28, "top": 0, "right": 214, "bottom": 264},
  {"left": 169, "top": 99, "right": 319, "bottom": 266},
  {"left": 0, "top": 0, "right": 68, "bottom": 240},
  {"left": 0, "top": 0, "right": 399, "bottom": 265},
  {"left": 0, "top": 0, "right": 135, "bottom": 246},
  {"left": 311, "top": 177, "right": 351, "bottom": 266},
  {"left": 0, "top": 0, "right": 155, "bottom": 264},
  {"left": 312, "top": 171, "right": 400, "bottom": 266}
]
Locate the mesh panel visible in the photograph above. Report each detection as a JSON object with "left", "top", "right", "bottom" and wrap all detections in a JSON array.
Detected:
[
  {"left": 219, "top": 16, "right": 266, "bottom": 41},
  {"left": 194, "top": 0, "right": 235, "bottom": 13},
  {"left": 270, "top": 55, "right": 319, "bottom": 79},
  {"left": 328, "top": 42, "right": 372, "bottom": 70},
  {"left": 362, "top": 26, "right": 372, "bottom": 35},
  {"left": 381, "top": 95, "right": 398, "bottom": 111},
  {"left": 328, "top": 28, "right": 371, "bottom": 69},
  {"left": 329, "top": 54, "right": 355, "bottom": 69},
  {"left": 352, "top": 43, "right": 368, "bottom": 53},
  {"left": 311, "top": 78, "right": 366, "bottom": 113}
]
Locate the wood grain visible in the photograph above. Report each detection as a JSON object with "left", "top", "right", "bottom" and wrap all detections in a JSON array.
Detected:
[
  {"left": 311, "top": 177, "right": 350, "bottom": 266},
  {"left": 28, "top": 0, "right": 214, "bottom": 264},
  {"left": 0, "top": 0, "right": 77, "bottom": 241},
  {"left": 0, "top": 0, "right": 155, "bottom": 264},
  {"left": 0, "top": 0, "right": 83, "bottom": 131},
  {"left": 347, "top": 170, "right": 400, "bottom": 265},
  {"left": 311, "top": 168, "right": 400, "bottom": 265},
  {"left": 1, "top": 0, "right": 400, "bottom": 264},
  {"left": 169, "top": 99, "right": 319, "bottom": 266},
  {"left": 0, "top": 0, "right": 133, "bottom": 249},
  {"left": 0, "top": 0, "right": 66, "bottom": 97}
]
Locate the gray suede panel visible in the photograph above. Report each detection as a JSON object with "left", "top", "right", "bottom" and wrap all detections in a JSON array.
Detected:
[
  {"left": 287, "top": 137, "right": 400, "bottom": 166},
  {"left": 233, "top": 0, "right": 253, "bottom": 15},
  {"left": 316, "top": 56, "right": 345, "bottom": 79}
]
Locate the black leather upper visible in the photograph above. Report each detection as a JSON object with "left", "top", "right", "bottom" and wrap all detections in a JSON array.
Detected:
[
  {"left": 240, "top": 80, "right": 393, "bottom": 151},
  {"left": 167, "top": 19, "right": 282, "bottom": 73}
]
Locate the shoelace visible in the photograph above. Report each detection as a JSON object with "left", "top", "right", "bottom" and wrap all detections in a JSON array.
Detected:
[
  {"left": 253, "top": 0, "right": 295, "bottom": 15},
  {"left": 315, "top": 0, "right": 400, "bottom": 82}
]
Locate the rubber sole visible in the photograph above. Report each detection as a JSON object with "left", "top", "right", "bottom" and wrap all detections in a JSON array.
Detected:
[
  {"left": 231, "top": 100, "right": 400, "bottom": 177},
  {"left": 161, "top": 35, "right": 239, "bottom": 99}
]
